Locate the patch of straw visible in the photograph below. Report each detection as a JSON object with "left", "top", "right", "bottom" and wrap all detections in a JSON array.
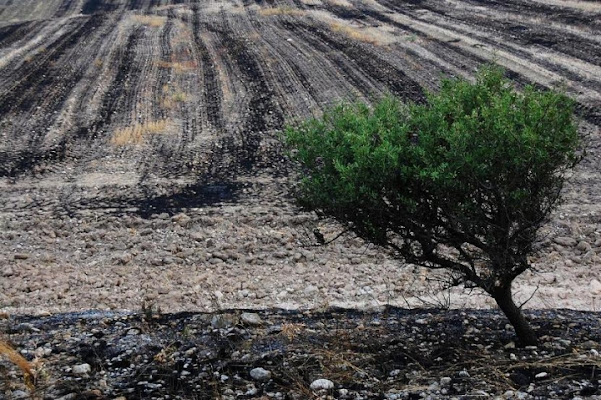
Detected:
[
  {"left": 156, "top": 60, "right": 197, "bottom": 73},
  {"left": 329, "top": 22, "right": 379, "bottom": 45},
  {"left": 132, "top": 15, "right": 167, "bottom": 28},
  {"left": 0, "top": 341, "right": 34, "bottom": 390},
  {"left": 111, "top": 120, "right": 169, "bottom": 146},
  {"left": 259, "top": 6, "right": 305, "bottom": 16}
]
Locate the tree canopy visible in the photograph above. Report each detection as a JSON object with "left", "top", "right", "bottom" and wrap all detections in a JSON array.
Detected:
[{"left": 284, "top": 66, "right": 580, "bottom": 345}]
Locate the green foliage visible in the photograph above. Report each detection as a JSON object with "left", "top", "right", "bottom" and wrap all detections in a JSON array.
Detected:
[{"left": 285, "top": 65, "right": 580, "bottom": 293}]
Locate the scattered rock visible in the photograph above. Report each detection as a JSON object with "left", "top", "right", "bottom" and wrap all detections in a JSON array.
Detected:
[
  {"left": 250, "top": 367, "right": 272, "bottom": 381},
  {"left": 589, "top": 279, "right": 601, "bottom": 294},
  {"left": 211, "top": 314, "right": 238, "bottom": 329},
  {"left": 553, "top": 237, "right": 577, "bottom": 247},
  {"left": 241, "top": 312, "right": 262, "bottom": 326},
  {"left": 535, "top": 372, "right": 548, "bottom": 379},
  {"left": 13, "top": 253, "right": 29, "bottom": 260},
  {"left": 310, "top": 378, "right": 335, "bottom": 390},
  {"left": 576, "top": 241, "right": 591, "bottom": 252},
  {"left": 72, "top": 363, "right": 92, "bottom": 375}
]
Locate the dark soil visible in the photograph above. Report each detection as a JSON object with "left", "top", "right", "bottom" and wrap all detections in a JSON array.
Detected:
[{"left": 1, "top": 308, "right": 600, "bottom": 399}]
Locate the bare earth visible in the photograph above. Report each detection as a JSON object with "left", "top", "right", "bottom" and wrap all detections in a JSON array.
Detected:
[{"left": 0, "top": 0, "right": 600, "bottom": 316}]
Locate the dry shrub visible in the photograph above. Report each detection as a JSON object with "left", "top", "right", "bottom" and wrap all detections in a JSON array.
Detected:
[
  {"left": 329, "top": 22, "right": 379, "bottom": 45},
  {"left": 132, "top": 15, "right": 167, "bottom": 28},
  {"left": 111, "top": 120, "right": 169, "bottom": 146},
  {"left": 0, "top": 341, "right": 34, "bottom": 390},
  {"left": 258, "top": 6, "right": 305, "bottom": 16}
]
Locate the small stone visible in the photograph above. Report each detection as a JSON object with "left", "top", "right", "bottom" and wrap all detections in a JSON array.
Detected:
[
  {"left": 172, "top": 213, "right": 191, "bottom": 226},
  {"left": 10, "top": 390, "right": 28, "bottom": 399},
  {"left": 241, "top": 312, "right": 262, "bottom": 326},
  {"left": 415, "top": 318, "right": 427, "bottom": 325},
  {"left": 589, "top": 279, "right": 601, "bottom": 294},
  {"left": 458, "top": 369, "right": 470, "bottom": 378},
  {"left": 250, "top": 367, "right": 272, "bottom": 381},
  {"left": 440, "top": 377, "right": 452, "bottom": 387},
  {"left": 2, "top": 266, "right": 14, "bottom": 277},
  {"left": 211, "top": 314, "right": 238, "bottom": 329},
  {"left": 577, "top": 241, "right": 592, "bottom": 252},
  {"left": 535, "top": 371, "right": 548, "bottom": 379},
  {"left": 591, "top": 349, "right": 599, "bottom": 357},
  {"left": 72, "top": 363, "right": 92, "bottom": 375},
  {"left": 304, "top": 285, "right": 318, "bottom": 295},
  {"left": 0, "top": 311, "right": 9, "bottom": 319},
  {"left": 14, "top": 253, "right": 29, "bottom": 260},
  {"left": 553, "top": 236, "right": 577, "bottom": 247},
  {"left": 310, "top": 378, "right": 335, "bottom": 390}
]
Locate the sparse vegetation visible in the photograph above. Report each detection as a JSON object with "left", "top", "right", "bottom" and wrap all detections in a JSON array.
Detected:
[
  {"left": 258, "top": 6, "right": 306, "bottom": 17},
  {"left": 329, "top": 22, "right": 379, "bottom": 45},
  {"left": 111, "top": 119, "right": 169, "bottom": 146},
  {"left": 132, "top": 14, "right": 167, "bottom": 28},
  {"left": 285, "top": 66, "right": 581, "bottom": 345}
]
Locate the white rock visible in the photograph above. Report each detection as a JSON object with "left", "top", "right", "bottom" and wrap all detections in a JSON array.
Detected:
[
  {"left": 250, "top": 367, "right": 271, "bottom": 381},
  {"left": 589, "top": 279, "right": 601, "bottom": 294},
  {"left": 440, "top": 376, "right": 452, "bottom": 387},
  {"left": 304, "top": 285, "right": 318, "bottom": 295},
  {"left": 535, "top": 371, "right": 548, "bottom": 379},
  {"left": 458, "top": 369, "right": 470, "bottom": 378},
  {"left": 72, "top": 363, "right": 91, "bottom": 375},
  {"left": 241, "top": 312, "right": 262, "bottom": 326},
  {"left": 310, "top": 378, "right": 335, "bottom": 390}
]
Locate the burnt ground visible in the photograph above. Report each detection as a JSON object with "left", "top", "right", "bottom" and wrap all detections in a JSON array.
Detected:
[{"left": 1, "top": 308, "right": 601, "bottom": 399}]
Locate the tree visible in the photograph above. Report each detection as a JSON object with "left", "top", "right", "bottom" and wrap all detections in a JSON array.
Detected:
[{"left": 284, "top": 66, "right": 580, "bottom": 346}]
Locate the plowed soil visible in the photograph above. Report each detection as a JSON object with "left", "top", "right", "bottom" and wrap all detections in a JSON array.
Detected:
[{"left": 0, "top": 0, "right": 600, "bottom": 315}]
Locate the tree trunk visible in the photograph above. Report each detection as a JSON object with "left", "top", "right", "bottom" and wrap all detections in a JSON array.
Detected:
[{"left": 493, "top": 284, "right": 538, "bottom": 346}]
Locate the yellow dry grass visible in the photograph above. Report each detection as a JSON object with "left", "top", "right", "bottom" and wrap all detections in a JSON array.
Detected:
[
  {"left": 156, "top": 60, "right": 197, "bottom": 73},
  {"left": 132, "top": 15, "right": 167, "bottom": 28},
  {"left": 329, "top": 22, "right": 379, "bottom": 45},
  {"left": 111, "top": 120, "right": 169, "bottom": 146},
  {"left": 0, "top": 341, "right": 34, "bottom": 390},
  {"left": 161, "top": 91, "right": 188, "bottom": 109},
  {"left": 258, "top": 6, "right": 305, "bottom": 16}
]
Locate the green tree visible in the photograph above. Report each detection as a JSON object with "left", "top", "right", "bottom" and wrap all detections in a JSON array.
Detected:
[{"left": 284, "top": 66, "right": 580, "bottom": 345}]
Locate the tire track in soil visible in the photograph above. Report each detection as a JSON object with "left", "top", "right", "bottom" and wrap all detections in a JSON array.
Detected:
[
  {"left": 191, "top": 5, "right": 225, "bottom": 134},
  {"left": 212, "top": 16, "right": 285, "bottom": 172},
  {"left": 371, "top": 0, "right": 601, "bottom": 126},
  {"left": 78, "top": 27, "right": 143, "bottom": 141},
  {"left": 281, "top": 19, "right": 426, "bottom": 104},
  {"left": 0, "top": 15, "right": 107, "bottom": 178},
  {"left": 0, "top": 21, "right": 39, "bottom": 49}
]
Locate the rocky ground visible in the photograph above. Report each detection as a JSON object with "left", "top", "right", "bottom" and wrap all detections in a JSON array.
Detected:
[
  {"left": 0, "top": 0, "right": 601, "bottom": 316},
  {"left": 1, "top": 307, "right": 601, "bottom": 399}
]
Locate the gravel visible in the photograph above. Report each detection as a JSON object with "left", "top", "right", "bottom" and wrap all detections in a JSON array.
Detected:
[{"left": 1, "top": 308, "right": 600, "bottom": 399}]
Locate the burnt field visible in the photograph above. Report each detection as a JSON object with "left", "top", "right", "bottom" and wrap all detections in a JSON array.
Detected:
[{"left": 0, "top": 0, "right": 600, "bottom": 314}]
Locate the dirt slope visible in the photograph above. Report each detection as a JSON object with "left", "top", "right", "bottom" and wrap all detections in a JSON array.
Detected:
[{"left": 0, "top": 0, "right": 600, "bottom": 315}]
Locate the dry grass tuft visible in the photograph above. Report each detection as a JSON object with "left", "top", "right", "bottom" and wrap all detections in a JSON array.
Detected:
[
  {"left": 258, "top": 6, "right": 305, "bottom": 16},
  {"left": 132, "top": 15, "right": 167, "bottom": 28},
  {"left": 161, "top": 91, "right": 188, "bottom": 109},
  {"left": 111, "top": 120, "right": 169, "bottom": 146},
  {"left": 157, "top": 60, "right": 197, "bottom": 73},
  {"left": 0, "top": 341, "right": 34, "bottom": 390},
  {"left": 281, "top": 323, "right": 305, "bottom": 341},
  {"left": 329, "top": 22, "right": 380, "bottom": 45}
]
